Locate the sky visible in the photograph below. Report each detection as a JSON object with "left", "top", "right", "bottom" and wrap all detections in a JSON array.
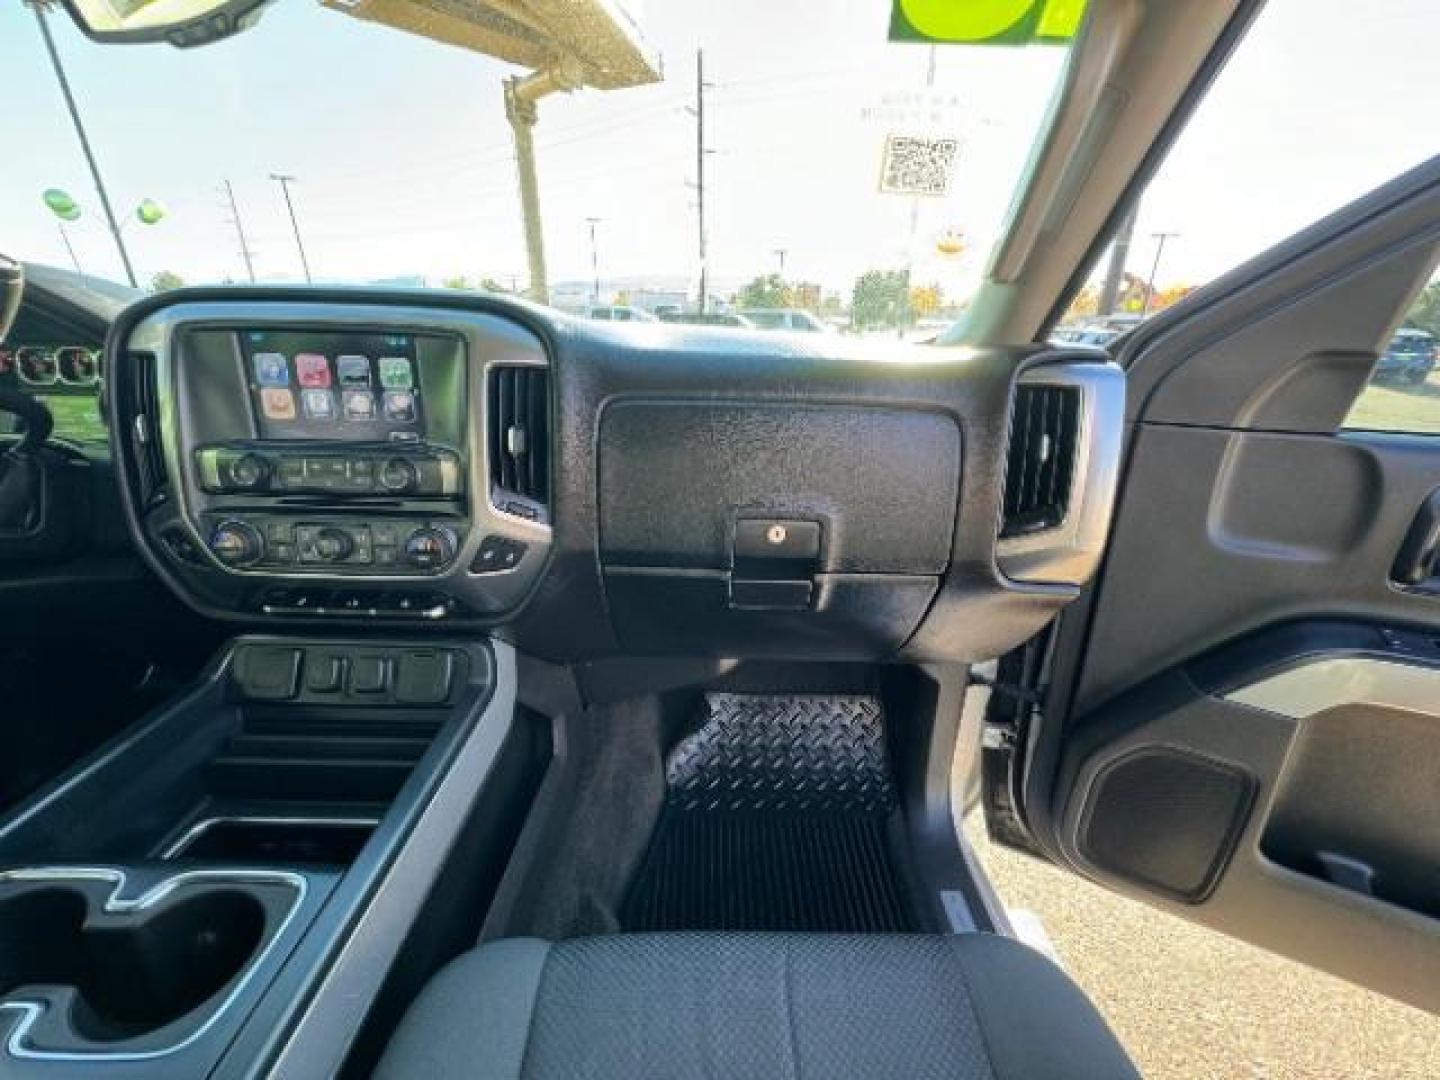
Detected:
[{"left": 2, "top": 0, "right": 1436, "bottom": 304}]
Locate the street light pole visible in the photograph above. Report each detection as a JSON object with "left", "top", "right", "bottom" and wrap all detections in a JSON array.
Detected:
[
  {"left": 32, "top": 4, "right": 138, "bottom": 288},
  {"left": 772, "top": 248, "right": 787, "bottom": 276},
  {"left": 270, "top": 173, "right": 312, "bottom": 283},
  {"left": 1141, "top": 231, "right": 1179, "bottom": 316},
  {"left": 586, "top": 217, "right": 602, "bottom": 306}
]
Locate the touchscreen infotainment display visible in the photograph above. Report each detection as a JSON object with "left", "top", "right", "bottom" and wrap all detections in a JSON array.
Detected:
[{"left": 242, "top": 329, "right": 426, "bottom": 442}]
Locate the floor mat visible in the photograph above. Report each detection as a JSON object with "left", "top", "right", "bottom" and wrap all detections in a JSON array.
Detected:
[{"left": 621, "top": 693, "right": 922, "bottom": 932}]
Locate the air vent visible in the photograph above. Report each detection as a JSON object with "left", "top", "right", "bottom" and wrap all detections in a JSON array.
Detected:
[
  {"left": 1000, "top": 383, "right": 1080, "bottom": 538},
  {"left": 129, "top": 351, "right": 169, "bottom": 507},
  {"left": 487, "top": 365, "right": 549, "bottom": 518}
]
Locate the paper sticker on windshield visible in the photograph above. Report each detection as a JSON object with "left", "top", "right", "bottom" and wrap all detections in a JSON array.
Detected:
[{"left": 878, "top": 134, "right": 959, "bottom": 196}]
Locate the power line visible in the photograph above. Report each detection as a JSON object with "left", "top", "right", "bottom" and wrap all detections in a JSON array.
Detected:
[{"left": 222, "top": 179, "right": 257, "bottom": 283}]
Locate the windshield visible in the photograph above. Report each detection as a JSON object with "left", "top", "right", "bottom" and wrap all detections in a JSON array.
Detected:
[{"left": 5, "top": 1, "right": 1074, "bottom": 329}]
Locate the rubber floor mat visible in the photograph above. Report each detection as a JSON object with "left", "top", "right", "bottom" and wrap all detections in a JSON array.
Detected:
[{"left": 621, "top": 693, "right": 921, "bottom": 932}]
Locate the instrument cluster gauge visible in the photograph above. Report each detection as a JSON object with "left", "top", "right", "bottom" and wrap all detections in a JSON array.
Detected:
[
  {"left": 15, "top": 346, "right": 58, "bottom": 387},
  {"left": 57, "top": 346, "right": 101, "bottom": 386}
]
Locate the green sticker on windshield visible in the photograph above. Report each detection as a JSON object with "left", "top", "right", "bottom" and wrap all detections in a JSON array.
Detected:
[{"left": 890, "top": 0, "right": 1086, "bottom": 45}]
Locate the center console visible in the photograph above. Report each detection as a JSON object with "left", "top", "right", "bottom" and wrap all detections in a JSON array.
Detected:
[
  {"left": 0, "top": 635, "right": 538, "bottom": 1078},
  {"left": 111, "top": 302, "right": 552, "bottom": 624}
]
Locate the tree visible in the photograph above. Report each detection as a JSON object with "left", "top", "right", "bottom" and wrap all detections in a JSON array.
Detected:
[
  {"left": 851, "top": 268, "right": 909, "bottom": 328},
  {"left": 150, "top": 270, "right": 184, "bottom": 293},
  {"left": 909, "top": 283, "right": 943, "bottom": 319},
  {"left": 737, "top": 273, "right": 789, "bottom": 310},
  {"left": 1403, "top": 280, "right": 1440, "bottom": 338},
  {"left": 441, "top": 275, "right": 474, "bottom": 290},
  {"left": 1060, "top": 285, "right": 1101, "bottom": 322}
]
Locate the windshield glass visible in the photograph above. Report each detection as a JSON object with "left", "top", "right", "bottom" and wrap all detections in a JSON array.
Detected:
[{"left": 5, "top": 0, "right": 1074, "bottom": 334}]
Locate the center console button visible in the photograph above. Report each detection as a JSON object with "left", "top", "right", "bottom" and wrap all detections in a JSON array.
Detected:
[
  {"left": 471, "top": 534, "right": 527, "bottom": 573},
  {"left": 314, "top": 527, "right": 355, "bottom": 562},
  {"left": 348, "top": 655, "right": 390, "bottom": 695},
  {"left": 305, "top": 653, "right": 345, "bottom": 693}
]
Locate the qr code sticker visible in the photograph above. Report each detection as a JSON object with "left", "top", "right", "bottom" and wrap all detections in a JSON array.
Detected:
[{"left": 879, "top": 135, "right": 959, "bottom": 196}]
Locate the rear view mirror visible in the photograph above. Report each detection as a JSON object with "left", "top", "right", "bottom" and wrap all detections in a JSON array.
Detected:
[{"left": 60, "top": 0, "right": 274, "bottom": 48}]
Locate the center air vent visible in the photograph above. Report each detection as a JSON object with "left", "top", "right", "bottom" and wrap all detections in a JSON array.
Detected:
[
  {"left": 128, "top": 351, "right": 169, "bottom": 507},
  {"left": 1000, "top": 383, "right": 1080, "bottom": 538},
  {"left": 487, "top": 365, "right": 549, "bottom": 519}
]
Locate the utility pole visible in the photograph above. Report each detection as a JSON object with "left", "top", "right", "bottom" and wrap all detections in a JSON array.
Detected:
[
  {"left": 32, "top": 4, "right": 138, "bottom": 288},
  {"left": 692, "top": 50, "right": 712, "bottom": 314},
  {"left": 1141, "top": 231, "right": 1180, "bottom": 316},
  {"left": 223, "top": 180, "right": 257, "bottom": 283},
  {"left": 586, "top": 217, "right": 602, "bottom": 305},
  {"left": 772, "top": 248, "right": 787, "bottom": 276},
  {"left": 1098, "top": 204, "right": 1137, "bottom": 317},
  {"left": 269, "top": 173, "right": 312, "bottom": 283}
]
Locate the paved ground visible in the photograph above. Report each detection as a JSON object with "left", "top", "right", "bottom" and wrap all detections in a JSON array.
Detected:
[{"left": 964, "top": 819, "right": 1440, "bottom": 1079}]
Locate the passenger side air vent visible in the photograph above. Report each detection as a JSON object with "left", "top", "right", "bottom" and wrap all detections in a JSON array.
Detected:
[
  {"left": 1000, "top": 383, "right": 1080, "bottom": 538},
  {"left": 487, "top": 365, "right": 549, "bottom": 520},
  {"left": 129, "top": 351, "right": 169, "bottom": 507}
]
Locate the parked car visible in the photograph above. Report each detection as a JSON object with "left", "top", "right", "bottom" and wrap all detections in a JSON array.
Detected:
[
  {"left": 588, "top": 305, "right": 657, "bottom": 322},
  {"left": 1373, "top": 327, "right": 1437, "bottom": 386},
  {"left": 741, "top": 308, "right": 829, "bottom": 332}
]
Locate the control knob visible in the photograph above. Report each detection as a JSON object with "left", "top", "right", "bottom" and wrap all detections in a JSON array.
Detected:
[
  {"left": 208, "top": 520, "right": 264, "bottom": 567},
  {"left": 313, "top": 527, "right": 355, "bottom": 562},
  {"left": 229, "top": 452, "right": 271, "bottom": 491},
  {"left": 403, "top": 526, "right": 456, "bottom": 569},
  {"left": 379, "top": 457, "right": 419, "bottom": 493}
]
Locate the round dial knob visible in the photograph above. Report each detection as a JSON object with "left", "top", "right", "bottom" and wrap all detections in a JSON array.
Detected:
[
  {"left": 209, "top": 520, "right": 264, "bottom": 567},
  {"left": 403, "top": 526, "right": 456, "bottom": 569},
  {"left": 378, "top": 457, "right": 419, "bottom": 493},
  {"left": 229, "top": 453, "right": 270, "bottom": 491},
  {"left": 313, "top": 527, "right": 355, "bottom": 562}
]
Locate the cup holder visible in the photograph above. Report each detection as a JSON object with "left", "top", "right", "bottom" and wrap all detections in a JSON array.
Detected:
[{"left": 0, "top": 870, "right": 301, "bottom": 1055}]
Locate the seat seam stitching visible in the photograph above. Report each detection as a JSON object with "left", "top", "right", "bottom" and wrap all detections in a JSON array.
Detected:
[
  {"left": 945, "top": 935, "right": 1002, "bottom": 1080},
  {"left": 515, "top": 942, "right": 554, "bottom": 1080}
]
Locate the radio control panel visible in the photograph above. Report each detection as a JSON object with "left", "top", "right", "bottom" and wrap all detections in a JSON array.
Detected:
[{"left": 195, "top": 445, "right": 462, "bottom": 498}]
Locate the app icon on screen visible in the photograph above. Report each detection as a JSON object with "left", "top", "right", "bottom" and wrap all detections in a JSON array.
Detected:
[
  {"left": 336, "top": 355, "right": 371, "bottom": 388},
  {"left": 302, "top": 389, "right": 335, "bottom": 419},
  {"left": 254, "top": 353, "right": 289, "bottom": 387},
  {"left": 261, "top": 388, "right": 296, "bottom": 420},
  {"left": 295, "top": 353, "right": 332, "bottom": 388},
  {"left": 378, "top": 356, "right": 413, "bottom": 389},
  {"left": 342, "top": 389, "right": 376, "bottom": 421},
  {"left": 383, "top": 389, "right": 416, "bottom": 422}
]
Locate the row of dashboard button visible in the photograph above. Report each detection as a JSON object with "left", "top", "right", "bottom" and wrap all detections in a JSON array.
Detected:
[{"left": 258, "top": 588, "right": 457, "bottom": 619}]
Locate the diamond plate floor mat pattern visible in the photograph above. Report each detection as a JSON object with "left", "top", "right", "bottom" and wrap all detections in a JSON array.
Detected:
[{"left": 622, "top": 693, "right": 921, "bottom": 932}]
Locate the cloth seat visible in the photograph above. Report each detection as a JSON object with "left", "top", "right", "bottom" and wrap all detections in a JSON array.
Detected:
[{"left": 375, "top": 932, "right": 1138, "bottom": 1079}]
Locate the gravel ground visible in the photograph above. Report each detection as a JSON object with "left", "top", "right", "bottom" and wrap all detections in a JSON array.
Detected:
[{"left": 964, "top": 818, "right": 1440, "bottom": 1079}]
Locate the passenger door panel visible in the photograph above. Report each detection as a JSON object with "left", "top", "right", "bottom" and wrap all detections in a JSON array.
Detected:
[{"left": 1026, "top": 160, "right": 1440, "bottom": 1012}]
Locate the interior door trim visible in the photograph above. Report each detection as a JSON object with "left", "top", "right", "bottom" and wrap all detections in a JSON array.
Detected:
[{"left": 1226, "top": 656, "right": 1440, "bottom": 719}]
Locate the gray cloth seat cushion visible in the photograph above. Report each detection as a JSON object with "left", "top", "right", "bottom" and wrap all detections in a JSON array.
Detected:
[{"left": 375, "top": 932, "right": 1138, "bottom": 1079}]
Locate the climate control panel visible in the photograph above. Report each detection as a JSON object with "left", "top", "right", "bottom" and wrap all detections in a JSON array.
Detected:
[{"left": 205, "top": 516, "right": 462, "bottom": 575}]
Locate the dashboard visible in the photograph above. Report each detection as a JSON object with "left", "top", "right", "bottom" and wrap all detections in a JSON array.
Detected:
[{"left": 105, "top": 286, "right": 1125, "bottom": 664}]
